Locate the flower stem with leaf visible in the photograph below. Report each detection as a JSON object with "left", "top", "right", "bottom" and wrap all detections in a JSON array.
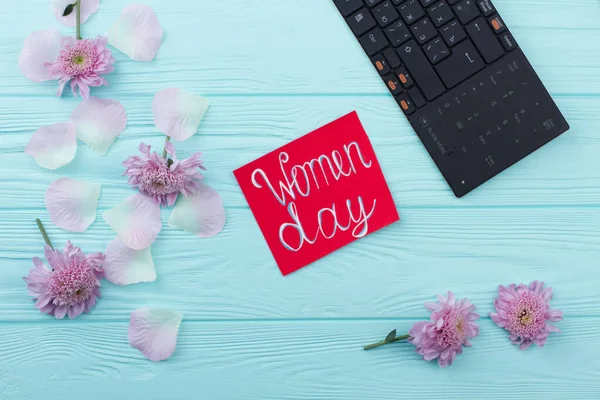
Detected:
[
  {"left": 35, "top": 219, "right": 54, "bottom": 250},
  {"left": 363, "top": 329, "right": 409, "bottom": 350},
  {"left": 62, "top": 1, "right": 82, "bottom": 40}
]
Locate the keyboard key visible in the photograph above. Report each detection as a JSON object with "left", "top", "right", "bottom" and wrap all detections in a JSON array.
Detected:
[
  {"left": 391, "top": 0, "right": 406, "bottom": 4},
  {"left": 397, "top": 40, "right": 446, "bottom": 100},
  {"left": 372, "top": 1, "right": 400, "bottom": 26},
  {"left": 385, "top": 19, "right": 411, "bottom": 45},
  {"left": 453, "top": 0, "right": 480, "bottom": 24},
  {"left": 499, "top": 31, "right": 517, "bottom": 51},
  {"left": 489, "top": 15, "right": 506, "bottom": 33},
  {"left": 365, "top": 0, "right": 384, "bottom": 6},
  {"left": 411, "top": 18, "right": 436, "bottom": 44},
  {"left": 384, "top": 73, "right": 403, "bottom": 95},
  {"left": 372, "top": 54, "right": 391, "bottom": 74},
  {"left": 427, "top": 1, "right": 454, "bottom": 27},
  {"left": 440, "top": 20, "right": 466, "bottom": 46},
  {"left": 435, "top": 40, "right": 485, "bottom": 87},
  {"left": 347, "top": 8, "right": 377, "bottom": 36},
  {"left": 383, "top": 47, "right": 402, "bottom": 67},
  {"left": 399, "top": 0, "right": 425, "bottom": 24},
  {"left": 477, "top": 0, "right": 495, "bottom": 16},
  {"left": 419, "top": 0, "right": 437, "bottom": 6},
  {"left": 408, "top": 87, "right": 426, "bottom": 108},
  {"left": 466, "top": 17, "right": 504, "bottom": 62},
  {"left": 396, "top": 67, "right": 414, "bottom": 88},
  {"left": 424, "top": 37, "right": 451, "bottom": 64},
  {"left": 333, "top": 0, "right": 364, "bottom": 16},
  {"left": 447, "top": 0, "right": 460, "bottom": 4},
  {"left": 396, "top": 93, "right": 416, "bottom": 114},
  {"left": 359, "top": 28, "right": 390, "bottom": 55}
]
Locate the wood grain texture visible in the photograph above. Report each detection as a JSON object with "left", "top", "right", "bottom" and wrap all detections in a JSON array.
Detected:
[
  {"left": 1, "top": 0, "right": 599, "bottom": 398},
  {"left": 1, "top": 0, "right": 600, "bottom": 96},
  {"left": 1, "top": 207, "right": 598, "bottom": 321},
  {"left": 1, "top": 319, "right": 599, "bottom": 400},
  {"left": 1, "top": 96, "right": 599, "bottom": 208}
]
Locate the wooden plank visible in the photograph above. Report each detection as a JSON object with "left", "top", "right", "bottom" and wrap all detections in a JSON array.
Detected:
[
  {"left": 0, "top": 319, "right": 598, "bottom": 399},
  {"left": 1, "top": 96, "right": 598, "bottom": 209},
  {"left": 0, "top": 0, "right": 599, "bottom": 96},
  {"left": 1, "top": 206, "right": 598, "bottom": 321}
]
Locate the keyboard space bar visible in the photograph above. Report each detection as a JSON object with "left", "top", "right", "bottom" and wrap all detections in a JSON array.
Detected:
[{"left": 397, "top": 40, "right": 445, "bottom": 101}]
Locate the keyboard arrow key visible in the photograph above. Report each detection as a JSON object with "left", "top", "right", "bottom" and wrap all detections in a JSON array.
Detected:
[{"left": 435, "top": 40, "right": 485, "bottom": 88}]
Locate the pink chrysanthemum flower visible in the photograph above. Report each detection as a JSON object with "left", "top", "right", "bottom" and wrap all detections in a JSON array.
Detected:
[
  {"left": 408, "top": 291, "right": 480, "bottom": 367},
  {"left": 45, "top": 36, "right": 114, "bottom": 99},
  {"left": 23, "top": 241, "right": 105, "bottom": 319},
  {"left": 123, "top": 142, "right": 206, "bottom": 207},
  {"left": 490, "top": 281, "right": 563, "bottom": 350}
]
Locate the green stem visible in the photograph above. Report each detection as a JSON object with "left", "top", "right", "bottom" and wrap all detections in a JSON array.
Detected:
[
  {"left": 363, "top": 334, "right": 409, "bottom": 351},
  {"left": 162, "top": 136, "right": 171, "bottom": 158},
  {"left": 75, "top": 0, "right": 81, "bottom": 40},
  {"left": 35, "top": 219, "right": 54, "bottom": 250}
]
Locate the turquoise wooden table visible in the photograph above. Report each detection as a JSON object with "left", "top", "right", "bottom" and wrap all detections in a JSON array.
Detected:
[{"left": 1, "top": 0, "right": 599, "bottom": 398}]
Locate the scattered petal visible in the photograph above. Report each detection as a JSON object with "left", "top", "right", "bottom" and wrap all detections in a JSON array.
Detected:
[
  {"left": 45, "top": 178, "right": 101, "bottom": 232},
  {"left": 26, "top": 122, "right": 77, "bottom": 170},
  {"left": 129, "top": 306, "right": 182, "bottom": 361},
  {"left": 152, "top": 88, "right": 210, "bottom": 142},
  {"left": 51, "top": 0, "right": 100, "bottom": 27},
  {"left": 168, "top": 183, "right": 225, "bottom": 238},
  {"left": 107, "top": 4, "right": 163, "bottom": 61},
  {"left": 70, "top": 97, "right": 127, "bottom": 155},
  {"left": 104, "top": 237, "right": 156, "bottom": 286},
  {"left": 103, "top": 194, "right": 162, "bottom": 250},
  {"left": 19, "top": 29, "right": 62, "bottom": 82}
]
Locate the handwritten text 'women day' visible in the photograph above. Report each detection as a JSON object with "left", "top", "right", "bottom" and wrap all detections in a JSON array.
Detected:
[{"left": 251, "top": 142, "right": 376, "bottom": 252}]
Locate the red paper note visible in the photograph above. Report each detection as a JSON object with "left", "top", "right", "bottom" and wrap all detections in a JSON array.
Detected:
[{"left": 234, "top": 111, "right": 399, "bottom": 275}]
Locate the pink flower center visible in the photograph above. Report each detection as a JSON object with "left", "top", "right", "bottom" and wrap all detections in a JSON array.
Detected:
[
  {"left": 48, "top": 257, "right": 97, "bottom": 307},
  {"left": 138, "top": 163, "right": 186, "bottom": 196},
  {"left": 57, "top": 39, "right": 98, "bottom": 77},
  {"left": 506, "top": 292, "right": 547, "bottom": 339},
  {"left": 437, "top": 308, "right": 466, "bottom": 347}
]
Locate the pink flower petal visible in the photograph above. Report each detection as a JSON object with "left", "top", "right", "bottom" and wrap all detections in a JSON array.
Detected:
[
  {"left": 168, "top": 183, "right": 225, "bottom": 238},
  {"left": 45, "top": 178, "right": 101, "bottom": 232},
  {"left": 104, "top": 237, "right": 156, "bottom": 286},
  {"left": 19, "top": 29, "right": 62, "bottom": 82},
  {"left": 152, "top": 88, "right": 210, "bottom": 142},
  {"left": 26, "top": 122, "right": 77, "bottom": 170},
  {"left": 128, "top": 306, "right": 182, "bottom": 361},
  {"left": 107, "top": 4, "right": 163, "bottom": 61},
  {"left": 70, "top": 97, "right": 127, "bottom": 156},
  {"left": 51, "top": 0, "right": 100, "bottom": 27},
  {"left": 103, "top": 194, "right": 162, "bottom": 250}
]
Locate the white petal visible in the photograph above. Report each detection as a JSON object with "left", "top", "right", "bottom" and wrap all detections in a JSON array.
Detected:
[
  {"left": 152, "top": 88, "right": 210, "bottom": 142},
  {"left": 51, "top": 0, "right": 100, "bottom": 27},
  {"left": 19, "top": 29, "right": 62, "bottom": 82},
  {"left": 107, "top": 4, "right": 163, "bottom": 61},
  {"left": 128, "top": 307, "right": 182, "bottom": 362},
  {"left": 168, "top": 183, "right": 225, "bottom": 238},
  {"left": 70, "top": 97, "right": 127, "bottom": 156},
  {"left": 45, "top": 178, "right": 101, "bottom": 232},
  {"left": 103, "top": 194, "right": 162, "bottom": 250},
  {"left": 104, "top": 237, "right": 156, "bottom": 286},
  {"left": 25, "top": 122, "right": 77, "bottom": 170}
]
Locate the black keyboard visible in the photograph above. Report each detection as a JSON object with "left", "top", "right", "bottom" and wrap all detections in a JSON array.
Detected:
[{"left": 333, "top": 0, "right": 569, "bottom": 197}]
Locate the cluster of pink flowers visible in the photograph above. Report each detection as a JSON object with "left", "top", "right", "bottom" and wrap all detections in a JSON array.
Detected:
[
  {"left": 364, "top": 282, "right": 563, "bottom": 368},
  {"left": 45, "top": 36, "right": 115, "bottom": 98},
  {"left": 24, "top": 240, "right": 104, "bottom": 319},
  {"left": 123, "top": 142, "right": 205, "bottom": 207}
]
